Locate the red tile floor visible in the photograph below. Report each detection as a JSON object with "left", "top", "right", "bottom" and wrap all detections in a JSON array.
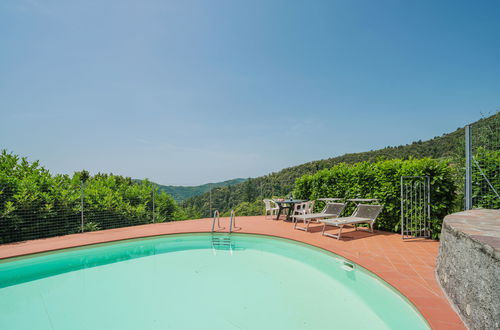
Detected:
[{"left": 0, "top": 216, "right": 465, "bottom": 329}]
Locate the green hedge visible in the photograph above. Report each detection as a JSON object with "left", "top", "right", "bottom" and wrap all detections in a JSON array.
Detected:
[
  {"left": 0, "top": 150, "right": 179, "bottom": 244},
  {"left": 293, "top": 158, "right": 457, "bottom": 239}
]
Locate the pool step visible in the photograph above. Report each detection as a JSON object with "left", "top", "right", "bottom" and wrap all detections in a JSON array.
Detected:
[{"left": 211, "top": 236, "right": 234, "bottom": 250}]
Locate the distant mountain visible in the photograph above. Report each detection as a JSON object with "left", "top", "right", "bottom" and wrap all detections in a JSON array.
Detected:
[{"left": 154, "top": 178, "right": 247, "bottom": 202}]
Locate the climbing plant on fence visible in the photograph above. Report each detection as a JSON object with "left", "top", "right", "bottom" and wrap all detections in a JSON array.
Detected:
[{"left": 293, "top": 158, "right": 457, "bottom": 239}]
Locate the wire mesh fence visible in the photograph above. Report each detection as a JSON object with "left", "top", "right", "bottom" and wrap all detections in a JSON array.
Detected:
[
  {"left": 466, "top": 112, "right": 500, "bottom": 209},
  {"left": 0, "top": 182, "right": 165, "bottom": 244}
]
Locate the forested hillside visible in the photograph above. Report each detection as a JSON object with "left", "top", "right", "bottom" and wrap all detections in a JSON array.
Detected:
[
  {"left": 182, "top": 114, "right": 497, "bottom": 217},
  {"left": 155, "top": 178, "right": 247, "bottom": 202}
]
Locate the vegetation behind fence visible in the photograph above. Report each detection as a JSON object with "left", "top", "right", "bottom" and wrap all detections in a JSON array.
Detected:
[
  {"left": 1, "top": 113, "right": 498, "bottom": 244},
  {"left": 469, "top": 112, "right": 500, "bottom": 209},
  {"left": 0, "top": 150, "right": 184, "bottom": 244},
  {"left": 293, "top": 158, "right": 457, "bottom": 239}
]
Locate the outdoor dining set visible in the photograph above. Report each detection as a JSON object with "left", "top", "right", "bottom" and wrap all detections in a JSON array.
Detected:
[{"left": 263, "top": 198, "right": 384, "bottom": 240}]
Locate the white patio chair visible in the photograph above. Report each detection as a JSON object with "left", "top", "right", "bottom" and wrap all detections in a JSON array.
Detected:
[
  {"left": 263, "top": 199, "right": 279, "bottom": 220},
  {"left": 290, "top": 201, "right": 314, "bottom": 222}
]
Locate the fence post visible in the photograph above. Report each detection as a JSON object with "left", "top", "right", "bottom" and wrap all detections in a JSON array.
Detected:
[
  {"left": 81, "top": 181, "right": 84, "bottom": 232},
  {"left": 465, "top": 125, "right": 472, "bottom": 210},
  {"left": 209, "top": 184, "right": 212, "bottom": 217},
  {"left": 152, "top": 187, "right": 155, "bottom": 222}
]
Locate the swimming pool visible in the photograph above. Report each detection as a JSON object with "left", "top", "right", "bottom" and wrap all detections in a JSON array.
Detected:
[{"left": 0, "top": 233, "right": 429, "bottom": 329}]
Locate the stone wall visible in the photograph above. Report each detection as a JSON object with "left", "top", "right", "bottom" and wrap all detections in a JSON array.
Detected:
[{"left": 436, "top": 209, "right": 500, "bottom": 330}]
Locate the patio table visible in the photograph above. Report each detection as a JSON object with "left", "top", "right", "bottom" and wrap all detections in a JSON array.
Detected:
[{"left": 273, "top": 199, "right": 305, "bottom": 221}]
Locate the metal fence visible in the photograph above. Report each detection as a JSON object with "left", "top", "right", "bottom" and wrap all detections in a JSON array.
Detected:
[
  {"left": 465, "top": 112, "right": 500, "bottom": 209},
  {"left": 0, "top": 184, "right": 161, "bottom": 244}
]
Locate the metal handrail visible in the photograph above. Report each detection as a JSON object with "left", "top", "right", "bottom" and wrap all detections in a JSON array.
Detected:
[
  {"left": 211, "top": 210, "right": 223, "bottom": 232},
  {"left": 212, "top": 209, "right": 237, "bottom": 233},
  {"left": 229, "top": 210, "right": 236, "bottom": 233}
]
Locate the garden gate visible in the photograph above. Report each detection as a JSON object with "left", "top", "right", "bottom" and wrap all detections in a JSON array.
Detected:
[{"left": 400, "top": 176, "right": 431, "bottom": 239}]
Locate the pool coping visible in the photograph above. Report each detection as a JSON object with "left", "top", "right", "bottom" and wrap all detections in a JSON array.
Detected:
[{"left": 0, "top": 216, "right": 465, "bottom": 329}]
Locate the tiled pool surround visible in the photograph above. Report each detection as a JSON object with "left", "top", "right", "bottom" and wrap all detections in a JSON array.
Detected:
[{"left": 0, "top": 216, "right": 465, "bottom": 329}]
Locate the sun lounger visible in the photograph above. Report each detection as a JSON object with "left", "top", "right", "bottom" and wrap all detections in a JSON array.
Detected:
[
  {"left": 293, "top": 202, "right": 346, "bottom": 232},
  {"left": 320, "top": 204, "right": 383, "bottom": 240}
]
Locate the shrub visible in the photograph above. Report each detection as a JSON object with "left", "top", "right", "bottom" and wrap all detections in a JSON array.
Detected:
[
  {"left": 293, "top": 158, "right": 457, "bottom": 239},
  {"left": 221, "top": 200, "right": 265, "bottom": 217},
  {"left": 0, "top": 150, "right": 179, "bottom": 243}
]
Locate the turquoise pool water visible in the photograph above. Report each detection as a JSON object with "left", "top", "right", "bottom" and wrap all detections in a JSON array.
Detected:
[{"left": 0, "top": 233, "right": 429, "bottom": 330}]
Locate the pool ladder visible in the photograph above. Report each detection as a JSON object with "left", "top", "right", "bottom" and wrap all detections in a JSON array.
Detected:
[
  {"left": 211, "top": 210, "right": 224, "bottom": 232},
  {"left": 211, "top": 210, "right": 237, "bottom": 253},
  {"left": 211, "top": 236, "right": 233, "bottom": 250},
  {"left": 211, "top": 210, "right": 237, "bottom": 233}
]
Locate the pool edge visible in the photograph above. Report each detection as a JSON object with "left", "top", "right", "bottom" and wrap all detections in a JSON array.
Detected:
[{"left": 0, "top": 216, "right": 464, "bottom": 329}]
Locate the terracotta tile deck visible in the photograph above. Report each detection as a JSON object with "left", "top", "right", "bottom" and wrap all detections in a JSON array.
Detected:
[{"left": 0, "top": 216, "right": 465, "bottom": 329}]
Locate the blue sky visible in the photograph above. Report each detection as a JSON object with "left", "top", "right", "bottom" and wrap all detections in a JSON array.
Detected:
[{"left": 0, "top": 0, "right": 499, "bottom": 185}]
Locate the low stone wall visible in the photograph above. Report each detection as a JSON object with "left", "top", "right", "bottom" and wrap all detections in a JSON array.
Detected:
[{"left": 437, "top": 209, "right": 500, "bottom": 330}]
